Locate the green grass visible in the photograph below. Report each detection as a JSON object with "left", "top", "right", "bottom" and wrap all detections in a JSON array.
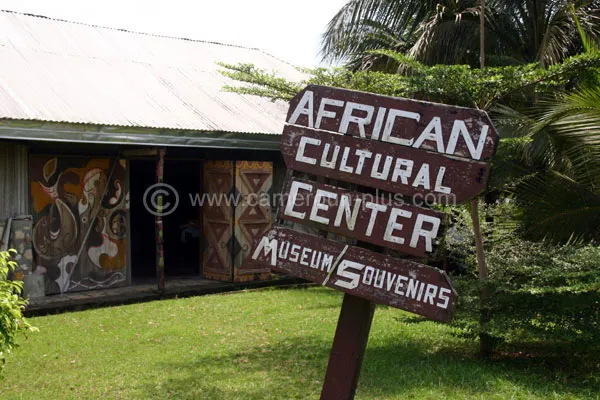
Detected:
[{"left": 1, "top": 287, "right": 598, "bottom": 399}]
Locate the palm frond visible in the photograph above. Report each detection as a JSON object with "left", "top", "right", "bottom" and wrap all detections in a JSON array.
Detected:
[
  {"left": 320, "top": 0, "right": 482, "bottom": 65},
  {"left": 492, "top": 104, "right": 539, "bottom": 138},
  {"left": 408, "top": 10, "right": 481, "bottom": 66},
  {"left": 514, "top": 170, "right": 600, "bottom": 243},
  {"left": 537, "top": 3, "right": 579, "bottom": 67},
  {"left": 535, "top": 85, "right": 600, "bottom": 186},
  {"left": 321, "top": 0, "right": 600, "bottom": 68},
  {"left": 320, "top": 0, "right": 438, "bottom": 62}
]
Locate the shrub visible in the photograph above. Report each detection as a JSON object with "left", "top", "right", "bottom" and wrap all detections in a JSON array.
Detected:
[
  {"left": 447, "top": 203, "right": 600, "bottom": 356},
  {"left": 0, "top": 250, "right": 37, "bottom": 373}
]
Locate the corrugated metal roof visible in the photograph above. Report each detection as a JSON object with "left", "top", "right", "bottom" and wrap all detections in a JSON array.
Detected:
[{"left": 0, "top": 10, "right": 305, "bottom": 134}]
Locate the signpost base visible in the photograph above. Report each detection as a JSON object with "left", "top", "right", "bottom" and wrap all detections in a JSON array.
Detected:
[{"left": 321, "top": 294, "right": 375, "bottom": 400}]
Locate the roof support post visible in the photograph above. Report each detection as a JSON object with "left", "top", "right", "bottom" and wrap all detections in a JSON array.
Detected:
[{"left": 155, "top": 148, "right": 166, "bottom": 291}]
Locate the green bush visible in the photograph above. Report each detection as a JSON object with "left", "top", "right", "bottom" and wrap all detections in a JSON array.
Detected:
[
  {"left": 447, "top": 204, "right": 600, "bottom": 356},
  {"left": 0, "top": 250, "right": 37, "bottom": 373}
]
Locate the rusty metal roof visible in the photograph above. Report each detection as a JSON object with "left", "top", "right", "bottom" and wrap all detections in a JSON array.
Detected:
[{"left": 0, "top": 10, "right": 305, "bottom": 134}]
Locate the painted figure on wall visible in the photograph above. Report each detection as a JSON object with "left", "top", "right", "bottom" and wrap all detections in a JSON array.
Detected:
[{"left": 30, "top": 156, "right": 128, "bottom": 294}]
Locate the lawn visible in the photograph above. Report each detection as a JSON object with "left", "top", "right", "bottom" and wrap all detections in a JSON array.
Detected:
[{"left": 1, "top": 286, "right": 598, "bottom": 399}]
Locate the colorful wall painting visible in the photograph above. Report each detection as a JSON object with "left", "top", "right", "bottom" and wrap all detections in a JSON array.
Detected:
[
  {"left": 3, "top": 217, "right": 37, "bottom": 297},
  {"left": 30, "top": 156, "right": 129, "bottom": 295}
]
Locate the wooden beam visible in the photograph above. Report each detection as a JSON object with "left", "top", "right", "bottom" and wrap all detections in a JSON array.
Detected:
[{"left": 122, "top": 148, "right": 158, "bottom": 157}]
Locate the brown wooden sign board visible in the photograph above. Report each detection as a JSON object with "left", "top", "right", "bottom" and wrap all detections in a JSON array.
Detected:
[
  {"left": 241, "top": 84, "right": 501, "bottom": 400},
  {"left": 286, "top": 85, "right": 499, "bottom": 162},
  {"left": 280, "top": 177, "right": 448, "bottom": 258},
  {"left": 281, "top": 124, "right": 490, "bottom": 204},
  {"left": 247, "top": 225, "right": 457, "bottom": 323}
]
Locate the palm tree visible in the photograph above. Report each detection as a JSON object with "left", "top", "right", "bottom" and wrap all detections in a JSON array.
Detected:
[
  {"left": 508, "top": 84, "right": 600, "bottom": 243},
  {"left": 322, "top": 0, "right": 600, "bottom": 243},
  {"left": 491, "top": 16, "right": 600, "bottom": 243},
  {"left": 321, "top": 0, "right": 600, "bottom": 69}
]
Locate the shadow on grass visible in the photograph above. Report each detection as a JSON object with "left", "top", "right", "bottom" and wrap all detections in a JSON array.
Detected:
[{"left": 141, "top": 333, "right": 598, "bottom": 399}]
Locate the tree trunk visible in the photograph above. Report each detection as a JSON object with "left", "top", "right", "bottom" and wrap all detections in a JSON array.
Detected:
[
  {"left": 473, "top": 0, "right": 494, "bottom": 358},
  {"left": 470, "top": 199, "right": 493, "bottom": 357}
]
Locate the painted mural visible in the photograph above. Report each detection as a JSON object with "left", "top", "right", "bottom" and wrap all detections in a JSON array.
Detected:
[
  {"left": 30, "top": 156, "right": 129, "bottom": 294},
  {"left": 1, "top": 217, "right": 37, "bottom": 297}
]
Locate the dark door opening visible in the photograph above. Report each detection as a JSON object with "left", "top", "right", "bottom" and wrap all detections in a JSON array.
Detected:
[
  {"left": 130, "top": 159, "right": 157, "bottom": 281},
  {"left": 163, "top": 159, "right": 202, "bottom": 277},
  {"left": 130, "top": 158, "right": 203, "bottom": 282}
]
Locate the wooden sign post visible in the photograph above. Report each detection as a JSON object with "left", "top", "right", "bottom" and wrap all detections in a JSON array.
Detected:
[
  {"left": 320, "top": 294, "right": 374, "bottom": 400},
  {"left": 244, "top": 85, "right": 499, "bottom": 399}
]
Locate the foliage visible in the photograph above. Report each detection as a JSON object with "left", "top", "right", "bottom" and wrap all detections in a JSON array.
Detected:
[
  {"left": 0, "top": 250, "right": 36, "bottom": 373},
  {"left": 2, "top": 288, "right": 598, "bottom": 398},
  {"left": 512, "top": 169, "right": 600, "bottom": 243},
  {"left": 220, "top": 51, "right": 600, "bottom": 108},
  {"left": 320, "top": 0, "right": 600, "bottom": 69},
  {"left": 219, "top": 47, "right": 600, "bottom": 357},
  {"left": 447, "top": 203, "right": 600, "bottom": 357},
  {"left": 535, "top": 86, "right": 600, "bottom": 184},
  {"left": 220, "top": 50, "right": 600, "bottom": 243},
  {"left": 495, "top": 53, "right": 600, "bottom": 242}
]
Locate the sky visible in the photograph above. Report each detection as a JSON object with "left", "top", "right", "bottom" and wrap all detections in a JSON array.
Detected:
[{"left": 0, "top": 0, "right": 347, "bottom": 68}]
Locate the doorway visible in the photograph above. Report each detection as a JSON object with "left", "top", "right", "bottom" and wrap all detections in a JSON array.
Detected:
[
  {"left": 129, "top": 158, "right": 202, "bottom": 282},
  {"left": 130, "top": 159, "right": 158, "bottom": 281},
  {"left": 163, "top": 159, "right": 202, "bottom": 277}
]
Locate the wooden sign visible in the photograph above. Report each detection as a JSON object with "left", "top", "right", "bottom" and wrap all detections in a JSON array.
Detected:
[
  {"left": 286, "top": 85, "right": 498, "bottom": 162},
  {"left": 281, "top": 125, "right": 490, "bottom": 204},
  {"left": 247, "top": 225, "right": 457, "bottom": 322},
  {"left": 280, "top": 177, "right": 447, "bottom": 258},
  {"left": 241, "top": 84, "right": 500, "bottom": 400}
]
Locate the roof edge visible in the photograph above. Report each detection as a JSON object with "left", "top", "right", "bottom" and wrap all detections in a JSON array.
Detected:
[
  {"left": 0, "top": 119, "right": 281, "bottom": 151},
  {"left": 0, "top": 9, "right": 300, "bottom": 68}
]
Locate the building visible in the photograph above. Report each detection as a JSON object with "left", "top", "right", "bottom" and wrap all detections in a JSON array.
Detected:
[{"left": 0, "top": 10, "right": 304, "bottom": 298}]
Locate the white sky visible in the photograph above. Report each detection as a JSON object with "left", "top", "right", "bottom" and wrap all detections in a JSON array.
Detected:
[{"left": 0, "top": 0, "right": 347, "bottom": 68}]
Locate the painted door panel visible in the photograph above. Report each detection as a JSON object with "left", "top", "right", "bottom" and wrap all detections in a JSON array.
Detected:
[
  {"left": 202, "top": 161, "right": 234, "bottom": 281},
  {"left": 233, "top": 161, "right": 273, "bottom": 282}
]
